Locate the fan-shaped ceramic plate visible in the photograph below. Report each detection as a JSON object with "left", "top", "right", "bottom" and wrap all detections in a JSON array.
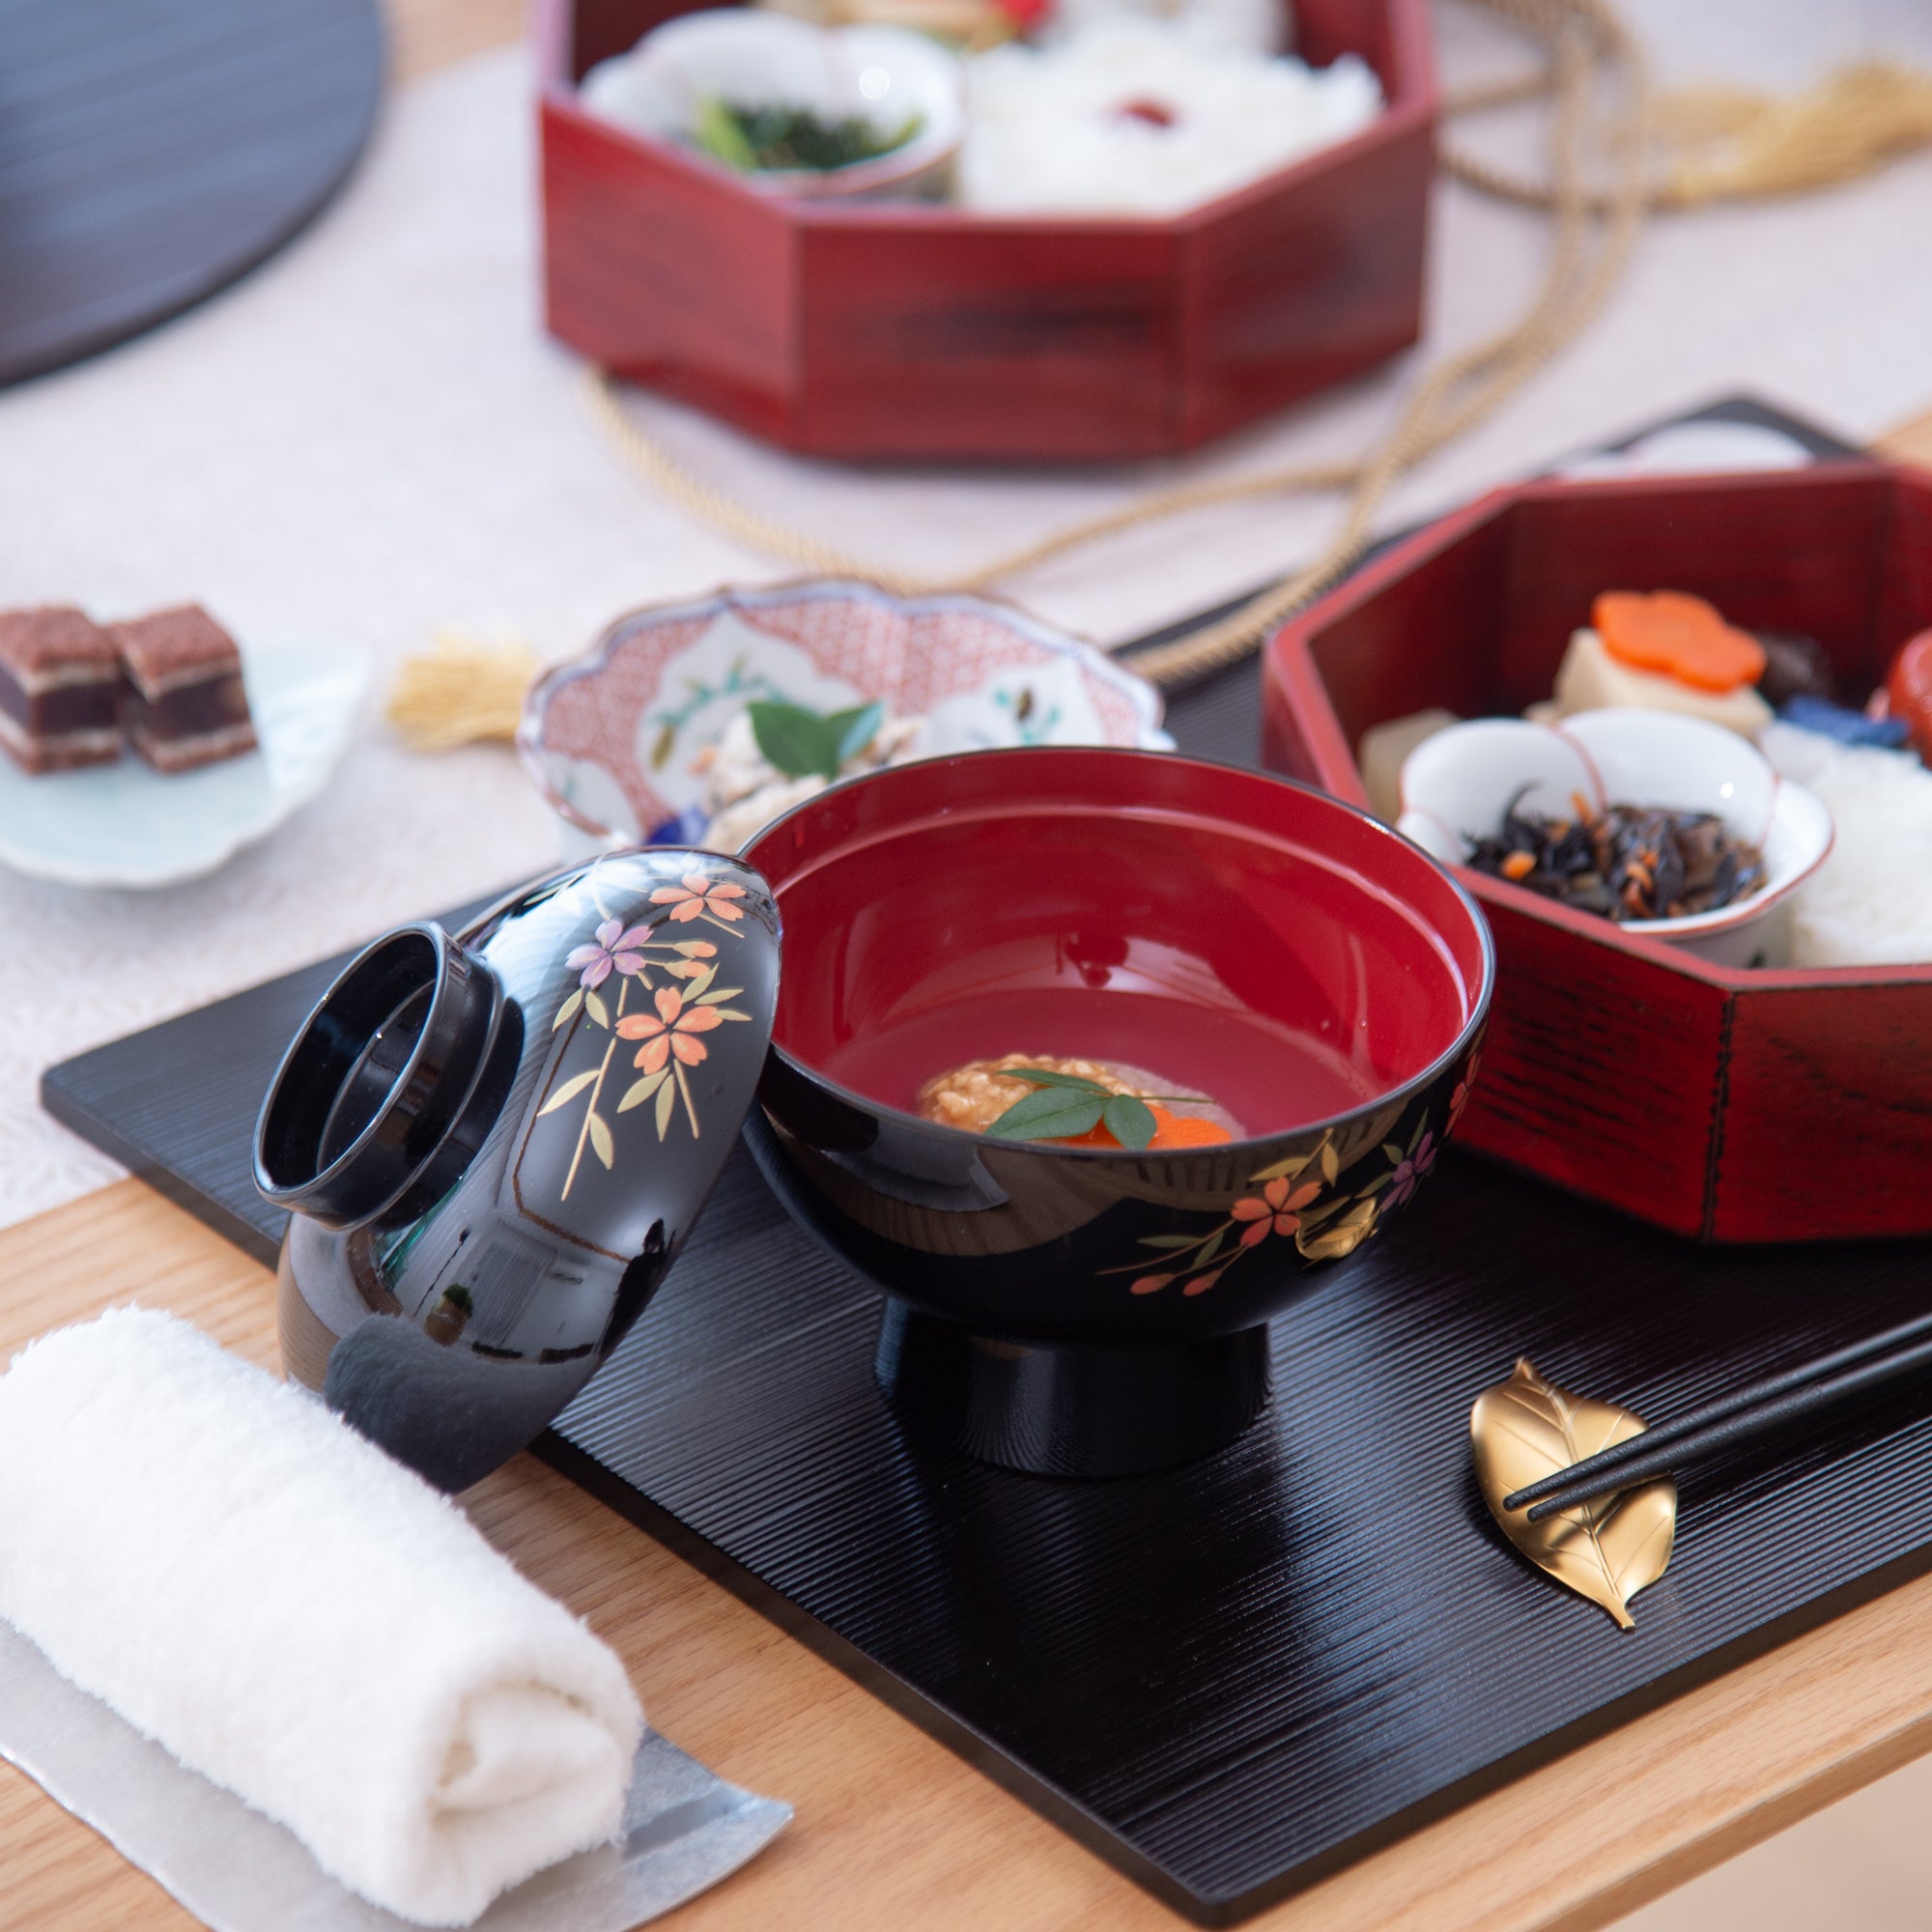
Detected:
[
  {"left": 0, "top": 641, "right": 368, "bottom": 889},
  {"left": 519, "top": 581, "right": 1168, "bottom": 843}
]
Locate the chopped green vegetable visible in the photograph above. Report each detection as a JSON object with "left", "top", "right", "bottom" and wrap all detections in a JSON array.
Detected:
[
  {"left": 747, "top": 697, "right": 884, "bottom": 781},
  {"left": 694, "top": 95, "right": 759, "bottom": 171},
  {"left": 691, "top": 97, "right": 923, "bottom": 173}
]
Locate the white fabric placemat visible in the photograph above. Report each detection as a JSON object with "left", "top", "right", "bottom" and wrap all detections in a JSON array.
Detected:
[{"left": 1, "top": 1, "right": 1930, "bottom": 1229}]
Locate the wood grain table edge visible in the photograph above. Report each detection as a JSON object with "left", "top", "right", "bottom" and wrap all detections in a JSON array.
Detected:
[{"left": 6, "top": 1176, "right": 1932, "bottom": 1932}]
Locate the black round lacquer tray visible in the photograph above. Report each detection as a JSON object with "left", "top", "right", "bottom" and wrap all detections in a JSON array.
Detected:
[{"left": 0, "top": 0, "right": 382, "bottom": 388}]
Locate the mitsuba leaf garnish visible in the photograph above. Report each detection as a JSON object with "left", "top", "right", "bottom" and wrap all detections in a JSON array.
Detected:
[
  {"left": 985, "top": 1086, "right": 1107, "bottom": 1142},
  {"left": 746, "top": 698, "right": 884, "bottom": 781},
  {"left": 985, "top": 1069, "right": 1166, "bottom": 1148},
  {"left": 1469, "top": 1358, "right": 1676, "bottom": 1631},
  {"left": 1101, "top": 1093, "right": 1155, "bottom": 1151}
]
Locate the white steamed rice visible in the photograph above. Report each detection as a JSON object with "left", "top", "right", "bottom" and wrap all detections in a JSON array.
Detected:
[
  {"left": 1760, "top": 720, "right": 1932, "bottom": 967},
  {"left": 958, "top": 23, "right": 1382, "bottom": 217}
]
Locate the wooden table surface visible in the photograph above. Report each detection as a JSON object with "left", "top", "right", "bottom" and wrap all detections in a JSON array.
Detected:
[
  {"left": 6, "top": 2, "right": 1932, "bottom": 1927},
  {"left": 11, "top": 1178, "right": 1932, "bottom": 1932}
]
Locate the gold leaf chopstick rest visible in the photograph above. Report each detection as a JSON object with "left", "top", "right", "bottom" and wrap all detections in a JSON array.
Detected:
[{"left": 1470, "top": 1357, "right": 1677, "bottom": 1631}]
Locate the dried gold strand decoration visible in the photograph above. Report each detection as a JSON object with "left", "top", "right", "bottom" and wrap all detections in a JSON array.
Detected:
[
  {"left": 385, "top": 630, "right": 544, "bottom": 750},
  {"left": 584, "top": 2, "right": 1930, "bottom": 687}
]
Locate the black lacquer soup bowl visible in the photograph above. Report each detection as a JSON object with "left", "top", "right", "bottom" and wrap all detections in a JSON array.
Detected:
[{"left": 744, "top": 749, "right": 1493, "bottom": 1476}]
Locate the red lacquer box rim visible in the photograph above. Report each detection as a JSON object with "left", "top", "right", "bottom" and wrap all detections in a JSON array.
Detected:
[
  {"left": 1266, "top": 458, "right": 1932, "bottom": 998},
  {"left": 533, "top": 0, "right": 1438, "bottom": 242}
]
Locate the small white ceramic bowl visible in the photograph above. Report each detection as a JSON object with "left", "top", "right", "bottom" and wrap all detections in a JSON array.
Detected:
[
  {"left": 580, "top": 10, "right": 964, "bottom": 200},
  {"left": 1396, "top": 708, "right": 1834, "bottom": 966}
]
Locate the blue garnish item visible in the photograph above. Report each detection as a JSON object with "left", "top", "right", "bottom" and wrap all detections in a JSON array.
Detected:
[{"left": 1778, "top": 695, "right": 1913, "bottom": 749}]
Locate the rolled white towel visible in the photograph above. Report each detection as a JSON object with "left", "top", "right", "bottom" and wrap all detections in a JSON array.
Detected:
[{"left": 0, "top": 1308, "right": 643, "bottom": 1927}]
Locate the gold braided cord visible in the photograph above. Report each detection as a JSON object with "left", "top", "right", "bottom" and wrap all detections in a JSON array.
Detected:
[
  {"left": 1442, "top": 57, "right": 1932, "bottom": 212},
  {"left": 581, "top": 370, "right": 1365, "bottom": 598},
  {"left": 582, "top": 1, "right": 1924, "bottom": 687},
  {"left": 582, "top": 375, "right": 931, "bottom": 594}
]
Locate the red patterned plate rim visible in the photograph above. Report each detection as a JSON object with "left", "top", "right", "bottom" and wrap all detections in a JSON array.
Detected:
[{"left": 518, "top": 578, "right": 1168, "bottom": 841}]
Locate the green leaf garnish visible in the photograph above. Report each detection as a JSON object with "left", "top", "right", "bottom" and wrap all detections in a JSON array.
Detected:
[
  {"left": 985, "top": 1089, "right": 1107, "bottom": 1142},
  {"left": 1004, "top": 1066, "right": 1198, "bottom": 1104},
  {"left": 746, "top": 697, "right": 884, "bottom": 781},
  {"left": 988, "top": 1067, "right": 1197, "bottom": 1146},
  {"left": 1102, "top": 1094, "right": 1155, "bottom": 1151}
]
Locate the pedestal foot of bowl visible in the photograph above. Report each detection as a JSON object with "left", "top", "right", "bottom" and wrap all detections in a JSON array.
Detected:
[{"left": 873, "top": 1301, "right": 1272, "bottom": 1479}]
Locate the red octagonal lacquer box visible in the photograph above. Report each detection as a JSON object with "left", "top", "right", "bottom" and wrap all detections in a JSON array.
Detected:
[
  {"left": 1262, "top": 461, "right": 1932, "bottom": 1245},
  {"left": 538, "top": 0, "right": 1435, "bottom": 461}
]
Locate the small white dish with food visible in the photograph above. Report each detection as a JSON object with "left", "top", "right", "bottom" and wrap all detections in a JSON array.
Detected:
[
  {"left": 1396, "top": 708, "right": 1833, "bottom": 966},
  {"left": 581, "top": 9, "right": 964, "bottom": 199},
  {"left": 0, "top": 640, "right": 368, "bottom": 890}
]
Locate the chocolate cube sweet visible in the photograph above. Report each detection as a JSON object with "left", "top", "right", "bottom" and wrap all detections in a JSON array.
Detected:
[
  {"left": 0, "top": 606, "right": 124, "bottom": 774},
  {"left": 110, "top": 605, "right": 258, "bottom": 773}
]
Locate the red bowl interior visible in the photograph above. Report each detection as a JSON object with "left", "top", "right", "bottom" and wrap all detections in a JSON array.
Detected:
[{"left": 745, "top": 749, "right": 1491, "bottom": 1141}]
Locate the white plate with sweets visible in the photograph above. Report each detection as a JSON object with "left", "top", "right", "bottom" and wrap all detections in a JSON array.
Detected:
[{"left": 0, "top": 605, "right": 367, "bottom": 890}]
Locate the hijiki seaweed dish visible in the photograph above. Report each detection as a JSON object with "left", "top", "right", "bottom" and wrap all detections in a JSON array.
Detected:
[{"left": 1466, "top": 790, "right": 1767, "bottom": 924}]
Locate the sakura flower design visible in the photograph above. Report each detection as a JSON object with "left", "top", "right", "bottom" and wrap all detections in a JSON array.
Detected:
[
  {"left": 617, "top": 985, "right": 722, "bottom": 1072},
  {"left": 665, "top": 940, "right": 719, "bottom": 979},
  {"left": 1102, "top": 1141, "right": 1344, "bottom": 1297},
  {"left": 1230, "top": 1175, "right": 1323, "bottom": 1247},
  {"left": 1385, "top": 1129, "right": 1437, "bottom": 1208},
  {"left": 652, "top": 874, "right": 748, "bottom": 925},
  {"left": 1100, "top": 1113, "right": 1447, "bottom": 1295},
  {"left": 564, "top": 919, "right": 655, "bottom": 990}
]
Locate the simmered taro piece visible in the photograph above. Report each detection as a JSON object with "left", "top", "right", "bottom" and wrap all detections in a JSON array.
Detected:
[
  {"left": 0, "top": 606, "right": 123, "bottom": 774},
  {"left": 1465, "top": 790, "right": 1766, "bottom": 923},
  {"left": 111, "top": 605, "right": 258, "bottom": 774}
]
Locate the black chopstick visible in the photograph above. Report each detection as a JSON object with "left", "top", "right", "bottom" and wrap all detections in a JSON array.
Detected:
[{"left": 1516, "top": 1321, "right": 1932, "bottom": 1521}]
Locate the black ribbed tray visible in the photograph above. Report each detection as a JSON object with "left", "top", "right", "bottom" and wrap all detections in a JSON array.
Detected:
[
  {"left": 0, "top": 0, "right": 381, "bottom": 388},
  {"left": 47, "top": 400, "right": 1920, "bottom": 1925}
]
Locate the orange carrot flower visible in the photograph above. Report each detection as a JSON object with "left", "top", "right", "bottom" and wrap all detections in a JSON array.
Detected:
[
  {"left": 616, "top": 985, "right": 723, "bottom": 1072},
  {"left": 651, "top": 874, "right": 748, "bottom": 923},
  {"left": 1229, "top": 1175, "right": 1322, "bottom": 1246}
]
